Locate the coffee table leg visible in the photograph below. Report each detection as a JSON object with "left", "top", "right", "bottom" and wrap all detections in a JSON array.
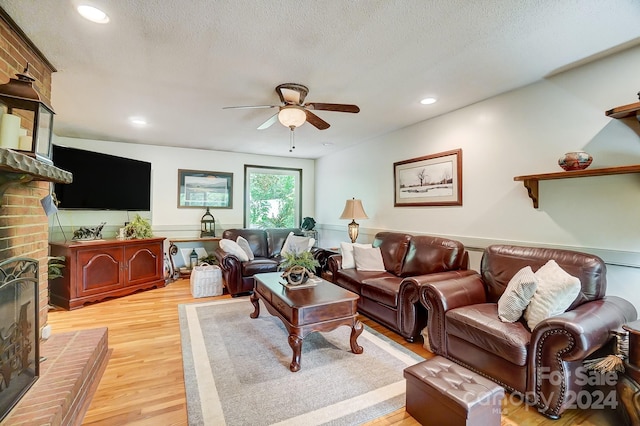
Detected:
[
  {"left": 249, "top": 292, "right": 260, "bottom": 318},
  {"left": 288, "top": 334, "right": 303, "bottom": 372},
  {"left": 350, "top": 320, "right": 364, "bottom": 354}
]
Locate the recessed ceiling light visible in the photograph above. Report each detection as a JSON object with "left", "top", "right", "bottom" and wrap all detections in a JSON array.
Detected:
[
  {"left": 322, "top": 142, "right": 334, "bottom": 146},
  {"left": 420, "top": 97, "right": 437, "bottom": 105},
  {"left": 77, "top": 5, "right": 110, "bottom": 24},
  {"left": 129, "top": 117, "right": 147, "bottom": 126}
]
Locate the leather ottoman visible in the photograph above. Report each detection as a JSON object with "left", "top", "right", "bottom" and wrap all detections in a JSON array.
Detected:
[{"left": 404, "top": 356, "right": 504, "bottom": 426}]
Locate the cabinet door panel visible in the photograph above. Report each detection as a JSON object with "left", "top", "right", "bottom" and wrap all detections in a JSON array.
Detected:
[
  {"left": 125, "top": 243, "right": 162, "bottom": 286},
  {"left": 76, "top": 247, "right": 124, "bottom": 297}
]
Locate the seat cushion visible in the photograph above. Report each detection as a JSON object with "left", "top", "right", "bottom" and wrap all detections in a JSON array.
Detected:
[
  {"left": 361, "top": 276, "right": 402, "bottom": 308},
  {"left": 241, "top": 258, "right": 279, "bottom": 276},
  {"left": 335, "top": 268, "right": 387, "bottom": 295},
  {"left": 446, "top": 303, "right": 531, "bottom": 366}
]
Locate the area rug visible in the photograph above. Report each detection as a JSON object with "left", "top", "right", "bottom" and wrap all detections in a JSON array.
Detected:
[{"left": 178, "top": 298, "right": 424, "bottom": 426}]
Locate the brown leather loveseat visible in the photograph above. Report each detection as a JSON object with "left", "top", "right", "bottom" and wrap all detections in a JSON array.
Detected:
[
  {"left": 214, "top": 228, "right": 305, "bottom": 296},
  {"left": 419, "top": 244, "right": 637, "bottom": 418},
  {"left": 327, "top": 232, "right": 471, "bottom": 342}
]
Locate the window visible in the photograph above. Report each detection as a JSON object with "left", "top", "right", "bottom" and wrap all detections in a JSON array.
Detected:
[{"left": 244, "top": 165, "right": 301, "bottom": 228}]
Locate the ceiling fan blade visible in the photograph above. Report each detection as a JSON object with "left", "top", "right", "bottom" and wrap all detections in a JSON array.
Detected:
[
  {"left": 305, "top": 110, "right": 330, "bottom": 130},
  {"left": 257, "top": 113, "right": 279, "bottom": 130},
  {"left": 222, "top": 105, "right": 277, "bottom": 110},
  {"left": 305, "top": 103, "right": 360, "bottom": 113}
]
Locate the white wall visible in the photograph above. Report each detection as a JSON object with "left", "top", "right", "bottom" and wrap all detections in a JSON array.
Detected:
[
  {"left": 315, "top": 45, "right": 640, "bottom": 311},
  {"left": 50, "top": 138, "right": 315, "bottom": 241}
]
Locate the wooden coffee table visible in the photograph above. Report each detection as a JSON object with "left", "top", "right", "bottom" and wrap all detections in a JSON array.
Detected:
[{"left": 250, "top": 272, "right": 363, "bottom": 372}]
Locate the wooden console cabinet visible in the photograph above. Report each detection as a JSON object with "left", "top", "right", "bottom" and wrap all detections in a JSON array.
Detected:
[{"left": 49, "top": 237, "right": 166, "bottom": 310}]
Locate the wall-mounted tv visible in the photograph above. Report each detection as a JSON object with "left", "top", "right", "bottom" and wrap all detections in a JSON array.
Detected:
[{"left": 52, "top": 145, "right": 151, "bottom": 211}]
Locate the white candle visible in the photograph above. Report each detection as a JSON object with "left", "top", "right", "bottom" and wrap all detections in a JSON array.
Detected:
[
  {"left": 0, "top": 114, "right": 20, "bottom": 149},
  {"left": 19, "top": 135, "right": 32, "bottom": 150}
]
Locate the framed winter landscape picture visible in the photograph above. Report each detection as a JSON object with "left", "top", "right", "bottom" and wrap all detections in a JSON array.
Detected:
[{"left": 393, "top": 149, "right": 462, "bottom": 207}]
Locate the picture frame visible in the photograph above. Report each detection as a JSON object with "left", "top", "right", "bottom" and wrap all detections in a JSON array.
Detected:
[
  {"left": 393, "top": 149, "right": 462, "bottom": 207},
  {"left": 178, "top": 169, "right": 233, "bottom": 208}
]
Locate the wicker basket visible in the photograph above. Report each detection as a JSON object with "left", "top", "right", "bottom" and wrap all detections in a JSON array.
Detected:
[{"left": 190, "top": 263, "right": 223, "bottom": 298}]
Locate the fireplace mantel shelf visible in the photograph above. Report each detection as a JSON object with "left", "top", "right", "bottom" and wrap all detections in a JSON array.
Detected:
[{"left": 0, "top": 148, "right": 72, "bottom": 200}]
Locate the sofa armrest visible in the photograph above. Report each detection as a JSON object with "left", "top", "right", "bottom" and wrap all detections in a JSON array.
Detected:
[
  {"left": 214, "top": 247, "right": 242, "bottom": 293},
  {"left": 327, "top": 254, "right": 343, "bottom": 282},
  {"left": 416, "top": 271, "right": 485, "bottom": 355},
  {"left": 532, "top": 296, "right": 637, "bottom": 363},
  {"left": 529, "top": 296, "right": 637, "bottom": 417},
  {"left": 394, "top": 270, "right": 477, "bottom": 342},
  {"left": 417, "top": 270, "right": 485, "bottom": 312}
]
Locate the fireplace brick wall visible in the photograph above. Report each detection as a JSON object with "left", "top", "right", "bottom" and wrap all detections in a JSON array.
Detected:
[{"left": 0, "top": 11, "right": 57, "bottom": 331}]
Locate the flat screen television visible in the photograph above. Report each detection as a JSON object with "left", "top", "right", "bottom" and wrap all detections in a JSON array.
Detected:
[{"left": 52, "top": 145, "right": 152, "bottom": 211}]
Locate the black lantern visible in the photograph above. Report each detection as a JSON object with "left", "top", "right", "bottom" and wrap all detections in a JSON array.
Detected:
[
  {"left": 0, "top": 64, "right": 54, "bottom": 163},
  {"left": 200, "top": 207, "right": 216, "bottom": 237},
  {"left": 189, "top": 248, "right": 198, "bottom": 270}
]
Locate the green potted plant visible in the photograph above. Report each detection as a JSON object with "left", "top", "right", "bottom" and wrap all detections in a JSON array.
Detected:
[
  {"left": 279, "top": 251, "right": 320, "bottom": 285},
  {"left": 123, "top": 214, "right": 153, "bottom": 239}
]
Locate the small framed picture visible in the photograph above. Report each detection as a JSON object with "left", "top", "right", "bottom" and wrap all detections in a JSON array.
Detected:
[
  {"left": 177, "top": 169, "right": 233, "bottom": 208},
  {"left": 394, "top": 149, "right": 462, "bottom": 207}
]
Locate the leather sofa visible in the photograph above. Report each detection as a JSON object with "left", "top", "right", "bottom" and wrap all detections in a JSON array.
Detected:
[
  {"left": 327, "top": 232, "right": 470, "bottom": 342},
  {"left": 214, "top": 228, "right": 304, "bottom": 296},
  {"left": 419, "top": 244, "right": 637, "bottom": 419}
]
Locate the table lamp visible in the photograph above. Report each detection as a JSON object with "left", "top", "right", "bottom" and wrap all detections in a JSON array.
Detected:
[{"left": 339, "top": 198, "right": 368, "bottom": 243}]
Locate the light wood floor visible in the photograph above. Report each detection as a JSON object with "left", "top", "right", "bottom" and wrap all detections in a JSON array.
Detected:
[{"left": 47, "top": 279, "right": 622, "bottom": 425}]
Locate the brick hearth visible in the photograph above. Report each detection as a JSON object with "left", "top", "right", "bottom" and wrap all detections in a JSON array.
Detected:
[{"left": 3, "top": 328, "right": 110, "bottom": 425}]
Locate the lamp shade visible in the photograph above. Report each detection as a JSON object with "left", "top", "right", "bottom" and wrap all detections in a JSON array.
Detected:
[
  {"left": 278, "top": 105, "right": 306, "bottom": 128},
  {"left": 339, "top": 198, "right": 368, "bottom": 220}
]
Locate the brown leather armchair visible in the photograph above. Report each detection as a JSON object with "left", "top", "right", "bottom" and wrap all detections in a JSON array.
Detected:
[{"left": 419, "top": 244, "right": 637, "bottom": 419}]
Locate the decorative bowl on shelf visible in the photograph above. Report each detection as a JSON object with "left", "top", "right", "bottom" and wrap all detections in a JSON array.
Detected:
[{"left": 558, "top": 151, "right": 593, "bottom": 171}]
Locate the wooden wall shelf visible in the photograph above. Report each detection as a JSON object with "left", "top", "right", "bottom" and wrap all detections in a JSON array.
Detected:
[
  {"left": 514, "top": 165, "right": 640, "bottom": 208},
  {"left": 605, "top": 101, "right": 640, "bottom": 119}
]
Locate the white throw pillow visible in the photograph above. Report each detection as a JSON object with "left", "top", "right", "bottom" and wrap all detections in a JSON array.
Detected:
[
  {"left": 524, "top": 260, "right": 581, "bottom": 330},
  {"left": 497, "top": 266, "right": 538, "bottom": 322},
  {"left": 340, "top": 242, "right": 372, "bottom": 269},
  {"left": 353, "top": 246, "right": 386, "bottom": 272},
  {"left": 219, "top": 238, "right": 249, "bottom": 262},
  {"left": 236, "top": 236, "right": 254, "bottom": 260},
  {"left": 280, "top": 232, "right": 315, "bottom": 256}
]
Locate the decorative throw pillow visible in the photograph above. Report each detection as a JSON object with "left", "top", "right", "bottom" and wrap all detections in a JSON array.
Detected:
[
  {"left": 524, "top": 260, "right": 581, "bottom": 330},
  {"left": 497, "top": 266, "right": 538, "bottom": 322},
  {"left": 353, "top": 246, "right": 386, "bottom": 272},
  {"left": 236, "top": 236, "right": 254, "bottom": 260},
  {"left": 339, "top": 242, "right": 372, "bottom": 269},
  {"left": 280, "top": 232, "right": 315, "bottom": 256},
  {"left": 219, "top": 238, "right": 249, "bottom": 262}
]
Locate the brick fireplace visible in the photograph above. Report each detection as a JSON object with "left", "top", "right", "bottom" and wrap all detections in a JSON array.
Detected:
[
  {"left": 0, "top": 181, "right": 51, "bottom": 329},
  {"left": 0, "top": 10, "right": 110, "bottom": 425}
]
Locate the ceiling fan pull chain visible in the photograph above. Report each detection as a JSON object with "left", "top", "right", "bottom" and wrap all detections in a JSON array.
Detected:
[{"left": 289, "top": 126, "right": 296, "bottom": 152}]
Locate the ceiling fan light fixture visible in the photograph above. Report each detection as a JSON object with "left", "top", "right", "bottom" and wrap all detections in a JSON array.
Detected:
[{"left": 278, "top": 106, "right": 306, "bottom": 128}]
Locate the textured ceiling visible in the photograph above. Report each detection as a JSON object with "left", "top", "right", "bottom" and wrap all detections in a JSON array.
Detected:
[{"left": 1, "top": 0, "right": 639, "bottom": 159}]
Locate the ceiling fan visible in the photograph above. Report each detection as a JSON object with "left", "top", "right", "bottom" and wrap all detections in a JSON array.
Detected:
[{"left": 223, "top": 83, "right": 360, "bottom": 131}]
